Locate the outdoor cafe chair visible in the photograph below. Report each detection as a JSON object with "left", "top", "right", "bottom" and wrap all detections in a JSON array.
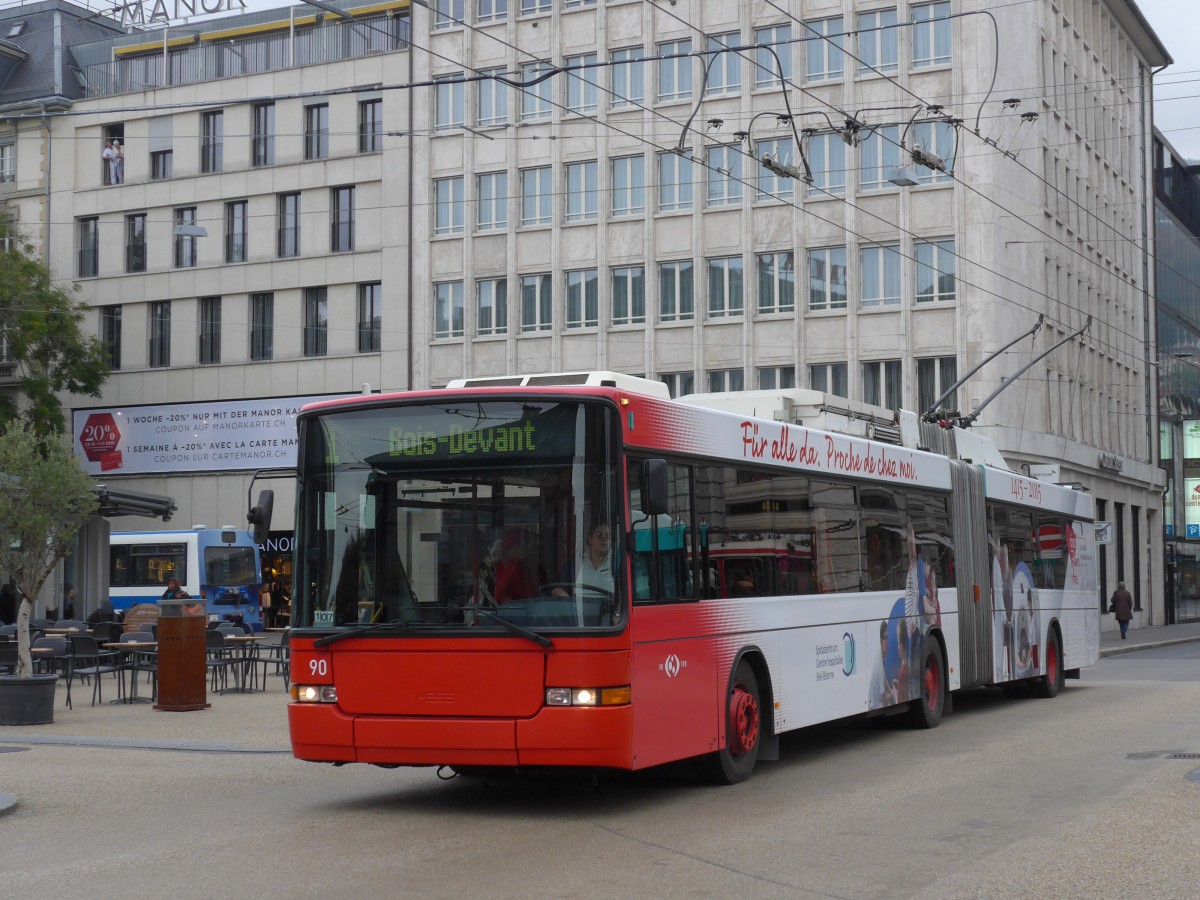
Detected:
[
  {"left": 0, "top": 643, "right": 17, "bottom": 674},
  {"left": 259, "top": 631, "right": 290, "bottom": 689},
  {"left": 31, "top": 635, "right": 68, "bottom": 678},
  {"left": 55, "top": 619, "right": 85, "bottom": 631},
  {"left": 64, "top": 635, "right": 124, "bottom": 708},
  {"left": 0, "top": 624, "right": 16, "bottom": 639},
  {"left": 139, "top": 622, "right": 157, "bottom": 638},
  {"left": 205, "top": 630, "right": 237, "bottom": 692},
  {"left": 89, "top": 622, "right": 119, "bottom": 645},
  {"left": 120, "top": 632, "right": 158, "bottom": 700}
]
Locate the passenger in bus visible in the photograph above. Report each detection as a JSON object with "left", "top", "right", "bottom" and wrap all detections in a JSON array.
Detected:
[
  {"left": 730, "top": 566, "right": 759, "bottom": 597},
  {"left": 552, "top": 523, "right": 614, "bottom": 597},
  {"left": 494, "top": 527, "right": 539, "bottom": 604},
  {"left": 869, "top": 620, "right": 899, "bottom": 710}
]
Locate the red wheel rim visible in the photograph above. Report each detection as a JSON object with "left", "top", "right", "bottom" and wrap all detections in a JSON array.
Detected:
[
  {"left": 1047, "top": 639, "right": 1058, "bottom": 682},
  {"left": 923, "top": 656, "right": 940, "bottom": 710},
  {"left": 729, "top": 683, "right": 760, "bottom": 757}
]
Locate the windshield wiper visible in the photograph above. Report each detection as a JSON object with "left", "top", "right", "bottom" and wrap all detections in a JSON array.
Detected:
[
  {"left": 312, "top": 618, "right": 409, "bottom": 648},
  {"left": 463, "top": 606, "right": 554, "bottom": 649}
]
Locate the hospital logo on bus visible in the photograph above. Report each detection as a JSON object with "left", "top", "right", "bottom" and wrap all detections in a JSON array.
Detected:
[
  {"left": 842, "top": 632, "right": 856, "bottom": 676},
  {"left": 661, "top": 654, "right": 686, "bottom": 678}
]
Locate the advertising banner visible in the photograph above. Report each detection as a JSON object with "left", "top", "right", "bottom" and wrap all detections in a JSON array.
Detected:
[{"left": 72, "top": 394, "right": 347, "bottom": 475}]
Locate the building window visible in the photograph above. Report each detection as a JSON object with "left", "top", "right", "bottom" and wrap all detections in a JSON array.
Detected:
[
  {"left": 225, "top": 200, "right": 248, "bottom": 263},
  {"left": 149, "top": 301, "right": 171, "bottom": 368},
  {"left": 913, "top": 121, "right": 956, "bottom": 183},
  {"left": 660, "top": 372, "right": 694, "bottom": 398},
  {"left": 861, "top": 244, "right": 902, "bottom": 308},
  {"left": 520, "top": 0, "right": 551, "bottom": 14},
  {"left": 478, "top": 68, "right": 509, "bottom": 126},
  {"left": 102, "top": 305, "right": 122, "bottom": 371},
  {"left": 658, "top": 151, "right": 694, "bottom": 212},
  {"left": 916, "top": 239, "right": 956, "bottom": 302},
  {"left": 756, "top": 138, "right": 795, "bottom": 199},
  {"left": 174, "top": 208, "right": 198, "bottom": 268},
  {"left": 303, "top": 287, "right": 328, "bottom": 357},
  {"left": 78, "top": 217, "right": 99, "bottom": 278},
  {"left": 277, "top": 192, "right": 300, "bottom": 258},
  {"left": 433, "top": 0, "right": 463, "bottom": 29},
  {"left": 358, "top": 282, "right": 382, "bottom": 352},
  {"left": 912, "top": 2, "right": 952, "bottom": 68},
  {"left": 331, "top": 186, "right": 355, "bottom": 252},
  {"left": 566, "top": 53, "right": 598, "bottom": 114},
  {"left": 804, "top": 17, "right": 845, "bottom": 81},
  {"left": 520, "top": 62, "right": 553, "bottom": 122},
  {"left": 151, "top": 149, "right": 173, "bottom": 180},
  {"left": 858, "top": 8, "right": 898, "bottom": 75},
  {"left": 476, "top": 172, "right": 508, "bottom": 231},
  {"left": 436, "top": 282, "right": 463, "bottom": 338},
  {"left": 566, "top": 268, "right": 599, "bottom": 328},
  {"left": 304, "top": 104, "right": 329, "bottom": 159},
  {"left": 755, "top": 24, "right": 791, "bottom": 87},
  {"left": 808, "top": 133, "right": 846, "bottom": 195},
  {"left": 810, "top": 362, "right": 847, "bottom": 397},
  {"left": 808, "top": 246, "right": 848, "bottom": 311},
  {"left": 435, "top": 177, "right": 465, "bottom": 235},
  {"left": 125, "top": 213, "right": 146, "bottom": 273},
  {"left": 252, "top": 102, "right": 275, "bottom": 166},
  {"left": 707, "top": 256, "right": 744, "bottom": 317},
  {"left": 563, "top": 0, "right": 594, "bottom": 8},
  {"left": 477, "top": 0, "right": 506, "bottom": 24},
  {"left": 918, "top": 356, "right": 958, "bottom": 415},
  {"left": 436, "top": 75, "right": 465, "bottom": 130},
  {"left": 359, "top": 99, "right": 383, "bottom": 153},
  {"left": 477, "top": 278, "right": 508, "bottom": 335},
  {"left": 612, "top": 265, "right": 646, "bottom": 325},
  {"left": 860, "top": 125, "right": 900, "bottom": 191},
  {"left": 201, "top": 110, "right": 223, "bottom": 173},
  {"left": 199, "top": 296, "right": 221, "bottom": 365},
  {"left": 657, "top": 39, "right": 692, "bottom": 102},
  {"left": 101, "top": 125, "right": 124, "bottom": 185},
  {"left": 520, "top": 273, "right": 552, "bottom": 332},
  {"left": 705, "top": 33, "right": 741, "bottom": 95},
  {"left": 863, "top": 359, "right": 902, "bottom": 410},
  {"left": 610, "top": 47, "right": 645, "bottom": 109},
  {"left": 250, "top": 292, "right": 273, "bottom": 361},
  {"left": 706, "top": 145, "right": 742, "bottom": 207},
  {"left": 520, "top": 166, "right": 552, "bottom": 226},
  {"left": 757, "top": 251, "right": 794, "bottom": 314},
  {"left": 0, "top": 142, "right": 14, "bottom": 183},
  {"left": 566, "top": 161, "right": 599, "bottom": 222},
  {"left": 758, "top": 366, "right": 795, "bottom": 389},
  {"left": 612, "top": 155, "right": 645, "bottom": 217},
  {"left": 708, "top": 368, "right": 744, "bottom": 392},
  {"left": 659, "top": 260, "right": 694, "bottom": 322}
]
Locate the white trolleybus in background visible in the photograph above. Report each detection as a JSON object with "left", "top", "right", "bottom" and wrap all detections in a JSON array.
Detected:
[
  {"left": 279, "top": 372, "right": 1100, "bottom": 784},
  {"left": 109, "top": 527, "right": 265, "bottom": 630}
]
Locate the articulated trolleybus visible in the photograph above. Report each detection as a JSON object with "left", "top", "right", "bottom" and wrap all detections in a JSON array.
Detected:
[
  {"left": 109, "top": 528, "right": 264, "bottom": 628},
  {"left": 282, "top": 372, "right": 1098, "bottom": 783}
]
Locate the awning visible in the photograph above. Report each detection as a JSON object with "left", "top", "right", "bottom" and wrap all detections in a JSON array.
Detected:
[{"left": 93, "top": 485, "right": 176, "bottom": 521}]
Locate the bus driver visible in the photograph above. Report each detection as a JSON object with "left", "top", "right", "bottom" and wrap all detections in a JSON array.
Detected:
[{"left": 552, "top": 523, "right": 614, "bottom": 597}]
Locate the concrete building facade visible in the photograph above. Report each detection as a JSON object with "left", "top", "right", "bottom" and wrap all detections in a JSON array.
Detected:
[{"left": 0, "top": 0, "right": 1173, "bottom": 628}]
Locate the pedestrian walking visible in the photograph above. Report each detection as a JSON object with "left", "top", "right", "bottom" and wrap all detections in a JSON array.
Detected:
[{"left": 1109, "top": 581, "right": 1134, "bottom": 639}]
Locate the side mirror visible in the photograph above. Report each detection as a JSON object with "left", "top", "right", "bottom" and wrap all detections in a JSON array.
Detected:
[
  {"left": 248, "top": 489, "right": 274, "bottom": 545},
  {"left": 641, "top": 459, "right": 668, "bottom": 517}
]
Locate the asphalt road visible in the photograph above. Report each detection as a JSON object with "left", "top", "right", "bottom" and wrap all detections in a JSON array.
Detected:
[{"left": 2, "top": 649, "right": 1198, "bottom": 899}]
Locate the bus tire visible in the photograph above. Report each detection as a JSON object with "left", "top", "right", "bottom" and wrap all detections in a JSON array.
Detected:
[
  {"left": 1034, "top": 628, "right": 1064, "bottom": 699},
  {"left": 906, "top": 639, "right": 945, "bottom": 729},
  {"left": 697, "top": 660, "right": 761, "bottom": 784}
]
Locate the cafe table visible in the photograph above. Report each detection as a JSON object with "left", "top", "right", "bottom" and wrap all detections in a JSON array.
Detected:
[{"left": 103, "top": 642, "right": 157, "bottom": 703}]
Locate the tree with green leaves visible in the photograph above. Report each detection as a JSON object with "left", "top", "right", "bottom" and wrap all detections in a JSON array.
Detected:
[
  {"left": 0, "top": 423, "right": 98, "bottom": 677},
  {"left": 0, "top": 213, "right": 110, "bottom": 436}
]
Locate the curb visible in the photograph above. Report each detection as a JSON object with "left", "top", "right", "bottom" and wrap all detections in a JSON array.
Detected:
[
  {"left": 1099, "top": 636, "right": 1200, "bottom": 658},
  {"left": 0, "top": 791, "right": 15, "bottom": 818}
]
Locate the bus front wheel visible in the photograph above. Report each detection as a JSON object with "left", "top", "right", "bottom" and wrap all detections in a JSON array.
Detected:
[{"left": 697, "top": 660, "right": 761, "bottom": 784}]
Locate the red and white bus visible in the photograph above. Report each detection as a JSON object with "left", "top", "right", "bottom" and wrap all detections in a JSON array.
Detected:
[{"left": 279, "top": 372, "right": 1099, "bottom": 783}]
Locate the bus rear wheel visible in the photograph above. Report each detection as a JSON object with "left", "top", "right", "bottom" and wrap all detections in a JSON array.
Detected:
[
  {"left": 1034, "top": 629, "right": 1064, "bottom": 698},
  {"left": 906, "top": 639, "right": 945, "bottom": 729},
  {"left": 696, "top": 660, "right": 761, "bottom": 784}
]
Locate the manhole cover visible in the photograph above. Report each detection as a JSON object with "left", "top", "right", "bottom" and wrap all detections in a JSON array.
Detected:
[
  {"left": 1169, "top": 753, "right": 1200, "bottom": 760},
  {"left": 0, "top": 747, "right": 29, "bottom": 753}
]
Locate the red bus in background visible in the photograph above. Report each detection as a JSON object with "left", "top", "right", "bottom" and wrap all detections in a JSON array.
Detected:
[{"left": 280, "top": 372, "right": 1099, "bottom": 783}]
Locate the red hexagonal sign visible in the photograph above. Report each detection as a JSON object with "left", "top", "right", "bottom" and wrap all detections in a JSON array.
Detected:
[{"left": 80, "top": 412, "right": 122, "bottom": 464}]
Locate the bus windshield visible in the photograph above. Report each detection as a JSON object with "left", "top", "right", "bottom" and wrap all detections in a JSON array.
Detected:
[{"left": 294, "top": 398, "right": 622, "bottom": 632}]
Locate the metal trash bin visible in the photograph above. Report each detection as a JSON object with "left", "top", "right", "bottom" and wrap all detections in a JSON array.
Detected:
[{"left": 154, "top": 599, "right": 210, "bottom": 711}]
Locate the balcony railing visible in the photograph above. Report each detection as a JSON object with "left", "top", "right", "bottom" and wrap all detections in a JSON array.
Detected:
[{"left": 85, "top": 15, "right": 409, "bottom": 99}]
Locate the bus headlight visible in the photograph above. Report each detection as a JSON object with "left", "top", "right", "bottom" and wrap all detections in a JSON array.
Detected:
[
  {"left": 545, "top": 686, "right": 630, "bottom": 707},
  {"left": 291, "top": 684, "right": 338, "bottom": 703}
]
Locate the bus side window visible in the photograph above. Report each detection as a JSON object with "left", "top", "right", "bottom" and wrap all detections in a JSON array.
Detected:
[{"left": 628, "top": 459, "right": 695, "bottom": 602}]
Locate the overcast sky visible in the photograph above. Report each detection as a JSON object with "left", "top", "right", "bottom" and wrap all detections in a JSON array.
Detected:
[{"left": 1135, "top": 0, "right": 1200, "bottom": 160}]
